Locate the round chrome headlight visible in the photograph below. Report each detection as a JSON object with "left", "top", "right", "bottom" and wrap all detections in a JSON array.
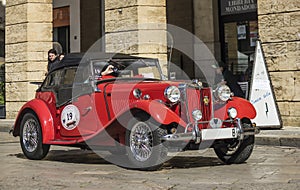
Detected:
[
  {"left": 192, "top": 109, "right": 202, "bottom": 121},
  {"left": 228, "top": 107, "right": 238, "bottom": 119},
  {"left": 216, "top": 85, "right": 231, "bottom": 102},
  {"left": 164, "top": 86, "right": 180, "bottom": 103}
]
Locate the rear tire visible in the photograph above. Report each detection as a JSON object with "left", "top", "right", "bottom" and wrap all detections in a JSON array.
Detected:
[
  {"left": 214, "top": 119, "right": 254, "bottom": 164},
  {"left": 20, "top": 112, "right": 50, "bottom": 160},
  {"left": 125, "top": 114, "right": 168, "bottom": 170}
]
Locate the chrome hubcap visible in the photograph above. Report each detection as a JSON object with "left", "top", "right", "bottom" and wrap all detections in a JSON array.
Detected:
[
  {"left": 224, "top": 140, "right": 241, "bottom": 156},
  {"left": 22, "top": 118, "right": 38, "bottom": 152},
  {"left": 129, "top": 122, "right": 153, "bottom": 162}
]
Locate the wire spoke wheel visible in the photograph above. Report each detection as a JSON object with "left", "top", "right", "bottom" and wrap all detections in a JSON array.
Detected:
[
  {"left": 129, "top": 121, "right": 153, "bottom": 162},
  {"left": 22, "top": 118, "right": 39, "bottom": 152},
  {"left": 20, "top": 113, "right": 50, "bottom": 160},
  {"left": 214, "top": 119, "right": 255, "bottom": 164},
  {"left": 125, "top": 114, "right": 168, "bottom": 170}
]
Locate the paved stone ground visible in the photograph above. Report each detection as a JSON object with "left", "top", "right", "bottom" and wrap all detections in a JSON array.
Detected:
[{"left": 0, "top": 132, "right": 299, "bottom": 190}]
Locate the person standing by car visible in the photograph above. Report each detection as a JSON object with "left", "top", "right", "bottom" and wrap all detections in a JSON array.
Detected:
[
  {"left": 244, "top": 55, "right": 254, "bottom": 82},
  {"left": 214, "top": 62, "right": 245, "bottom": 98},
  {"left": 47, "top": 49, "right": 60, "bottom": 71}
]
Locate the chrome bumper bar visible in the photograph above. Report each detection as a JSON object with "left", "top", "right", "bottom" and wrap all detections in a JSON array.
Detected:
[{"left": 161, "top": 119, "right": 260, "bottom": 144}]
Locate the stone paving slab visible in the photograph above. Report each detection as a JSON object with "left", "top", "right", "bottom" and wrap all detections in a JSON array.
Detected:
[
  {"left": 0, "top": 119, "right": 14, "bottom": 132},
  {"left": 1, "top": 119, "right": 299, "bottom": 147}
]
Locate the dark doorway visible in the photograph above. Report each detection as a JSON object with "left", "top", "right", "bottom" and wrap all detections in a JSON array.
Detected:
[
  {"left": 166, "top": 0, "right": 195, "bottom": 79},
  {"left": 80, "top": 0, "right": 104, "bottom": 52},
  {"left": 53, "top": 26, "right": 70, "bottom": 53}
]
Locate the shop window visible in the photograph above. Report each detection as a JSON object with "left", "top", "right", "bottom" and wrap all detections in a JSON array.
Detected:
[
  {"left": 223, "top": 20, "right": 257, "bottom": 78},
  {"left": 219, "top": 0, "right": 258, "bottom": 82}
]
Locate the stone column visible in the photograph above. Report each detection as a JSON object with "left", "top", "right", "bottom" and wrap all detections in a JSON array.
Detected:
[
  {"left": 193, "top": 0, "right": 221, "bottom": 60},
  {"left": 193, "top": 0, "right": 221, "bottom": 81},
  {"left": 257, "top": 0, "right": 300, "bottom": 126},
  {"left": 104, "top": 0, "right": 168, "bottom": 75},
  {"left": 5, "top": 0, "right": 52, "bottom": 118}
]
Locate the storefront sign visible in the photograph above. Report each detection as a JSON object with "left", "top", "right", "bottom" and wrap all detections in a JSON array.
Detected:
[
  {"left": 53, "top": 6, "right": 70, "bottom": 28},
  {"left": 249, "top": 40, "right": 282, "bottom": 128},
  {"left": 221, "top": 0, "right": 257, "bottom": 16}
]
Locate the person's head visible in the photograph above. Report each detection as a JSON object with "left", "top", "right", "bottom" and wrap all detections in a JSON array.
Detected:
[
  {"left": 212, "top": 62, "right": 227, "bottom": 74},
  {"left": 48, "top": 49, "right": 57, "bottom": 62}
]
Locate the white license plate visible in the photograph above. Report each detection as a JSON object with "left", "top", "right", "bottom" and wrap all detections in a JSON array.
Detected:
[{"left": 201, "top": 128, "right": 237, "bottom": 140}]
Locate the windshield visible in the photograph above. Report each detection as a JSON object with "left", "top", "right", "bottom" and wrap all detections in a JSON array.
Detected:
[{"left": 92, "top": 59, "right": 162, "bottom": 80}]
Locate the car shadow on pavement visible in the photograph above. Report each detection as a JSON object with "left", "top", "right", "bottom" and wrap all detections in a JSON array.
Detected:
[
  {"left": 163, "top": 156, "right": 223, "bottom": 169},
  {"left": 12, "top": 149, "right": 224, "bottom": 169},
  {"left": 11, "top": 149, "right": 111, "bottom": 165},
  {"left": 45, "top": 149, "right": 112, "bottom": 164}
]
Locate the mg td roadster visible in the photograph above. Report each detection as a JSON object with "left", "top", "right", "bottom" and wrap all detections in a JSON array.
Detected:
[{"left": 11, "top": 53, "right": 259, "bottom": 170}]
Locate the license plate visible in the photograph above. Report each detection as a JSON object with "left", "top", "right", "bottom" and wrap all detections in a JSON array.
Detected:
[{"left": 202, "top": 128, "right": 237, "bottom": 140}]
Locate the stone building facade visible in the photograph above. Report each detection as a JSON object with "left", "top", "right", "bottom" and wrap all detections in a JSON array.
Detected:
[
  {"left": 257, "top": 0, "right": 300, "bottom": 126},
  {"left": 3, "top": 0, "right": 300, "bottom": 127},
  {"left": 0, "top": 2, "right": 4, "bottom": 58},
  {"left": 5, "top": 0, "right": 52, "bottom": 119}
]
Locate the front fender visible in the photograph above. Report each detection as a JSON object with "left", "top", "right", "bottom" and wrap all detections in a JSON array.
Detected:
[
  {"left": 214, "top": 97, "right": 256, "bottom": 120},
  {"left": 130, "top": 100, "right": 187, "bottom": 127},
  {"left": 227, "top": 97, "right": 256, "bottom": 119},
  {"left": 13, "top": 99, "right": 55, "bottom": 143}
]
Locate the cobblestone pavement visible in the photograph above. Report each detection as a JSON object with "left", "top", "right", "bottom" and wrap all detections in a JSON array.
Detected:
[{"left": 0, "top": 132, "right": 299, "bottom": 190}]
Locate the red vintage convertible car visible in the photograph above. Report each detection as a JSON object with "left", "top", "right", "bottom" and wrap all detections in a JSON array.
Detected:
[{"left": 11, "top": 53, "right": 259, "bottom": 170}]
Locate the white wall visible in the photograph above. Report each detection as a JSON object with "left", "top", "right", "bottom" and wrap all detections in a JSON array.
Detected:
[{"left": 53, "top": 0, "right": 80, "bottom": 53}]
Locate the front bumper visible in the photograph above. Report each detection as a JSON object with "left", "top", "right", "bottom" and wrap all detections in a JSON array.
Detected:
[{"left": 161, "top": 118, "right": 260, "bottom": 144}]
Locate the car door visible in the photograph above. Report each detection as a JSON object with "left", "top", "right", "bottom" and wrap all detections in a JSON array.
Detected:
[{"left": 58, "top": 67, "right": 99, "bottom": 137}]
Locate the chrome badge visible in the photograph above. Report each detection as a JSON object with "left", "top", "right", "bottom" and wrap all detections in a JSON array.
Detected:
[
  {"left": 203, "top": 96, "right": 209, "bottom": 106},
  {"left": 209, "top": 118, "right": 222, "bottom": 129}
]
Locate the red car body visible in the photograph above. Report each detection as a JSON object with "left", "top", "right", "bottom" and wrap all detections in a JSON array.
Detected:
[{"left": 11, "top": 53, "right": 259, "bottom": 170}]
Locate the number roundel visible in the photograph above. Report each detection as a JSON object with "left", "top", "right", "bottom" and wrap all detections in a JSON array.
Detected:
[{"left": 61, "top": 105, "right": 80, "bottom": 130}]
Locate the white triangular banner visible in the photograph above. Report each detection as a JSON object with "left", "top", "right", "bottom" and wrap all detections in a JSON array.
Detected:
[{"left": 249, "top": 40, "right": 282, "bottom": 128}]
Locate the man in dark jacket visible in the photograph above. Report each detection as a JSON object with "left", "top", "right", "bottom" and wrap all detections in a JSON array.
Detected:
[
  {"left": 214, "top": 62, "right": 245, "bottom": 98},
  {"left": 47, "top": 49, "right": 60, "bottom": 71}
]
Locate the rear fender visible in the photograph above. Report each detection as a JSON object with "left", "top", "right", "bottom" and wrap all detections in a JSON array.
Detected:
[
  {"left": 13, "top": 99, "right": 55, "bottom": 143},
  {"left": 130, "top": 100, "right": 187, "bottom": 127}
]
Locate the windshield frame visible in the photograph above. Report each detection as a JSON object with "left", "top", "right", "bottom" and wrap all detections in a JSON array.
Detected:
[{"left": 90, "top": 58, "right": 163, "bottom": 82}]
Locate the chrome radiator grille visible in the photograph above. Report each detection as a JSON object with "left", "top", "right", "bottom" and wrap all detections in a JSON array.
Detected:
[{"left": 179, "top": 84, "right": 212, "bottom": 129}]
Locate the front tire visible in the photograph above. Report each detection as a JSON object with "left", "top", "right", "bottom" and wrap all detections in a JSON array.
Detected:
[
  {"left": 214, "top": 119, "right": 254, "bottom": 164},
  {"left": 20, "top": 112, "right": 50, "bottom": 160},
  {"left": 125, "top": 114, "right": 168, "bottom": 170}
]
